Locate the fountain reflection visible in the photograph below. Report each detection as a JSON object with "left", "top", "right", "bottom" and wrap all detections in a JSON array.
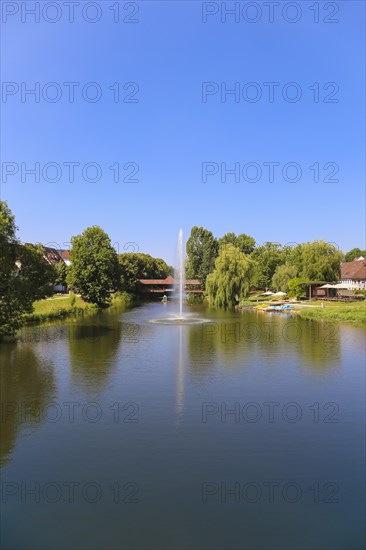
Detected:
[{"left": 176, "top": 325, "right": 185, "bottom": 416}]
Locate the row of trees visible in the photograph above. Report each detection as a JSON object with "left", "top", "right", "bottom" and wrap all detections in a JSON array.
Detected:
[
  {"left": 1, "top": 201, "right": 364, "bottom": 336},
  {"left": 67, "top": 226, "right": 171, "bottom": 304},
  {"left": 186, "top": 226, "right": 363, "bottom": 308},
  {"left": 0, "top": 202, "right": 170, "bottom": 337}
]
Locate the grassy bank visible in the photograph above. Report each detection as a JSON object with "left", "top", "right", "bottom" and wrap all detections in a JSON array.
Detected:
[
  {"left": 23, "top": 291, "right": 133, "bottom": 325},
  {"left": 23, "top": 294, "right": 98, "bottom": 324},
  {"left": 297, "top": 301, "right": 366, "bottom": 324}
]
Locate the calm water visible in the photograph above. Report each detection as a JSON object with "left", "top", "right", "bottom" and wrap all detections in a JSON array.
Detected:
[{"left": 0, "top": 302, "right": 365, "bottom": 550}]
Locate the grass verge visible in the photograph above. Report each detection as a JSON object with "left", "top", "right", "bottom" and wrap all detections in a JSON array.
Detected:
[
  {"left": 23, "top": 294, "right": 98, "bottom": 324},
  {"left": 297, "top": 301, "right": 366, "bottom": 324},
  {"left": 23, "top": 291, "right": 134, "bottom": 326}
]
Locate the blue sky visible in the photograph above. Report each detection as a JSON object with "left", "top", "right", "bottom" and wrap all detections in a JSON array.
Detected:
[{"left": 1, "top": 0, "right": 365, "bottom": 263}]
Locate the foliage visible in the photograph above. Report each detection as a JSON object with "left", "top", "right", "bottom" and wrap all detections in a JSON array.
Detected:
[
  {"left": 118, "top": 253, "right": 171, "bottom": 295},
  {"left": 300, "top": 240, "right": 343, "bottom": 281},
  {"left": 251, "top": 242, "right": 285, "bottom": 289},
  {"left": 23, "top": 295, "right": 97, "bottom": 324},
  {"left": 0, "top": 201, "right": 55, "bottom": 337},
  {"left": 218, "top": 232, "right": 256, "bottom": 255},
  {"left": 68, "top": 226, "right": 119, "bottom": 307},
  {"left": 111, "top": 291, "right": 134, "bottom": 305},
  {"left": 344, "top": 248, "right": 366, "bottom": 262},
  {"left": 298, "top": 302, "right": 366, "bottom": 324},
  {"left": 354, "top": 289, "right": 366, "bottom": 297},
  {"left": 69, "top": 292, "right": 76, "bottom": 307},
  {"left": 54, "top": 260, "right": 68, "bottom": 286},
  {"left": 185, "top": 226, "right": 219, "bottom": 287},
  {"left": 287, "top": 278, "right": 309, "bottom": 300},
  {"left": 206, "top": 245, "right": 254, "bottom": 308},
  {"left": 272, "top": 264, "right": 298, "bottom": 292}
]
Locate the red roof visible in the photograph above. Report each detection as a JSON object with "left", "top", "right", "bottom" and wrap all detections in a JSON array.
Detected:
[
  {"left": 340, "top": 259, "right": 366, "bottom": 280},
  {"left": 59, "top": 250, "right": 70, "bottom": 261},
  {"left": 23, "top": 244, "right": 63, "bottom": 265},
  {"left": 43, "top": 247, "right": 64, "bottom": 265}
]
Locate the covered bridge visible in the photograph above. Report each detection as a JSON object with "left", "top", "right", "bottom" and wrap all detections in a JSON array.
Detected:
[{"left": 139, "top": 276, "right": 202, "bottom": 297}]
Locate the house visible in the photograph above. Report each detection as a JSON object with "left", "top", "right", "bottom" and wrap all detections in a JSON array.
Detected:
[
  {"left": 58, "top": 249, "right": 71, "bottom": 266},
  {"left": 340, "top": 257, "right": 366, "bottom": 289},
  {"left": 23, "top": 244, "right": 68, "bottom": 293},
  {"left": 42, "top": 247, "right": 64, "bottom": 267},
  {"left": 42, "top": 247, "right": 68, "bottom": 293}
]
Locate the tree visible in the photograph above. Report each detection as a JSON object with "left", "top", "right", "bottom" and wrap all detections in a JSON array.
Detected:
[
  {"left": 68, "top": 226, "right": 119, "bottom": 307},
  {"left": 288, "top": 278, "right": 308, "bottom": 300},
  {"left": 272, "top": 264, "right": 298, "bottom": 292},
  {"left": 301, "top": 240, "right": 343, "bottom": 281},
  {"left": 118, "top": 253, "right": 171, "bottom": 295},
  {"left": 219, "top": 232, "right": 256, "bottom": 255},
  {"left": 186, "top": 226, "right": 219, "bottom": 287},
  {"left": 344, "top": 248, "right": 366, "bottom": 262},
  {"left": 54, "top": 260, "right": 68, "bottom": 287},
  {"left": 206, "top": 245, "right": 254, "bottom": 308},
  {"left": 0, "top": 201, "right": 55, "bottom": 338},
  {"left": 251, "top": 242, "right": 285, "bottom": 289}
]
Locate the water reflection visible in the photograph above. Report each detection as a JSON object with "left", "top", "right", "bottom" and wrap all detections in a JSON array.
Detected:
[
  {"left": 67, "top": 319, "right": 122, "bottom": 395},
  {"left": 0, "top": 342, "right": 56, "bottom": 467},
  {"left": 176, "top": 325, "right": 185, "bottom": 416},
  {"left": 187, "top": 310, "right": 341, "bottom": 378}
]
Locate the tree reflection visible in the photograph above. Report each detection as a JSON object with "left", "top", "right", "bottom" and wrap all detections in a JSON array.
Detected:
[
  {"left": 187, "top": 311, "right": 341, "bottom": 379},
  {"left": 0, "top": 342, "right": 56, "bottom": 467},
  {"left": 67, "top": 317, "right": 122, "bottom": 395}
]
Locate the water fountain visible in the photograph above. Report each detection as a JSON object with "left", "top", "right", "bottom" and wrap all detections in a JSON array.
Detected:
[
  {"left": 149, "top": 229, "right": 209, "bottom": 325},
  {"left": 175, "top": 228, "right": 185, "bottom": 320}
]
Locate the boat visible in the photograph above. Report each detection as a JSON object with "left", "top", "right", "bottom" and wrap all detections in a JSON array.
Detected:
[
  {"left": 261, "top": 304, "right": 294, "bottom": 313},
  {"left": 254, "top": 302, "right": 269, "bottom": 310}
]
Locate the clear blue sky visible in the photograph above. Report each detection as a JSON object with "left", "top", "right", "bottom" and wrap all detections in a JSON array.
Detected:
[{"left": 1, "top": 1, "right": 365, "bottom": 263}]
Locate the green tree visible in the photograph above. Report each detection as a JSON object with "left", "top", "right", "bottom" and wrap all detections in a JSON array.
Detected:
[
  {"left": 301, "top": 240, "right": 343, "bottom": 281},
  {"left": 251, "top": 242, "right": 285, "bottom": 289},
  {"left": 283, "top": 243, "right": 304, "bottom": 273},
  {"left": 54, "top": 260, "right": 68, "bottom": 286},
  {"left": 206, "top": 245, "right": 254, "bottom": 308},
  {"left": 272, "top": 264, "right": 298, "bottom": 292},
  {"left": 0, "top": 201, "right": 55, "bottom": 338},
  {"left": 186, "top": 226, "right": 219, "bottom": 287},
  {"left": 118, "top": 253, "right": 171, "bottom": 295},
  {"left": 344, "top": 248, "right": 366, "bottom": 262},
  {"left": 68, "top": 226, "right": 119, "bottom": 306},
  {"left": 219, "top": 232, "right": 256, "bottom": 255},
  {"left": 288, "top": 278, "right": 308, "bottom": 300}
]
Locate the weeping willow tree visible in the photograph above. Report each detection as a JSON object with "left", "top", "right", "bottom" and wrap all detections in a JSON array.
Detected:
[{"left": 206, "top": 244, "right": 254, "bottom": 308}]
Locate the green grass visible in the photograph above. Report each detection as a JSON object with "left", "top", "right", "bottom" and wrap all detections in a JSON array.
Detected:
[
  {"left": 297, "top": 301, "right": 366, "bottom": 324},
  {"left": 23, "top": 294, "right": 98, "bottom": 324},
  {"left": 23, "top": 291, "right": 133, "bottom": 326}
]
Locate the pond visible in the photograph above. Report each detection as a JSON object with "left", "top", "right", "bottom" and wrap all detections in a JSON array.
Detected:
[{"left": 0, "top": 301, "right": 365, "bottom": 550}]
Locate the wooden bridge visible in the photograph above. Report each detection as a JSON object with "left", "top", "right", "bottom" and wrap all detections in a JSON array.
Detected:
[{"left": 139, "top": 276, "right": 202, "bottom": 295}]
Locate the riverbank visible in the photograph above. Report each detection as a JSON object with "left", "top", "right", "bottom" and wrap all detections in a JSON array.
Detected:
[
  {"left": 23, "top": 292, "right": 133, "bottom": 325},
  {"left": 23, "top": 294, "right": 98, "bottom": 324},
  {"left": 241, "top": 296, "right": 366, "bottom": 324},
  {"left": 296, "top": 301, "right": 366, "bottom": 324}
]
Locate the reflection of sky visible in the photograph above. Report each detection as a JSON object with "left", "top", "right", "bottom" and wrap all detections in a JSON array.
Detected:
[{"left": 1, "top": 303, "right": 365, "bottom": 548}]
